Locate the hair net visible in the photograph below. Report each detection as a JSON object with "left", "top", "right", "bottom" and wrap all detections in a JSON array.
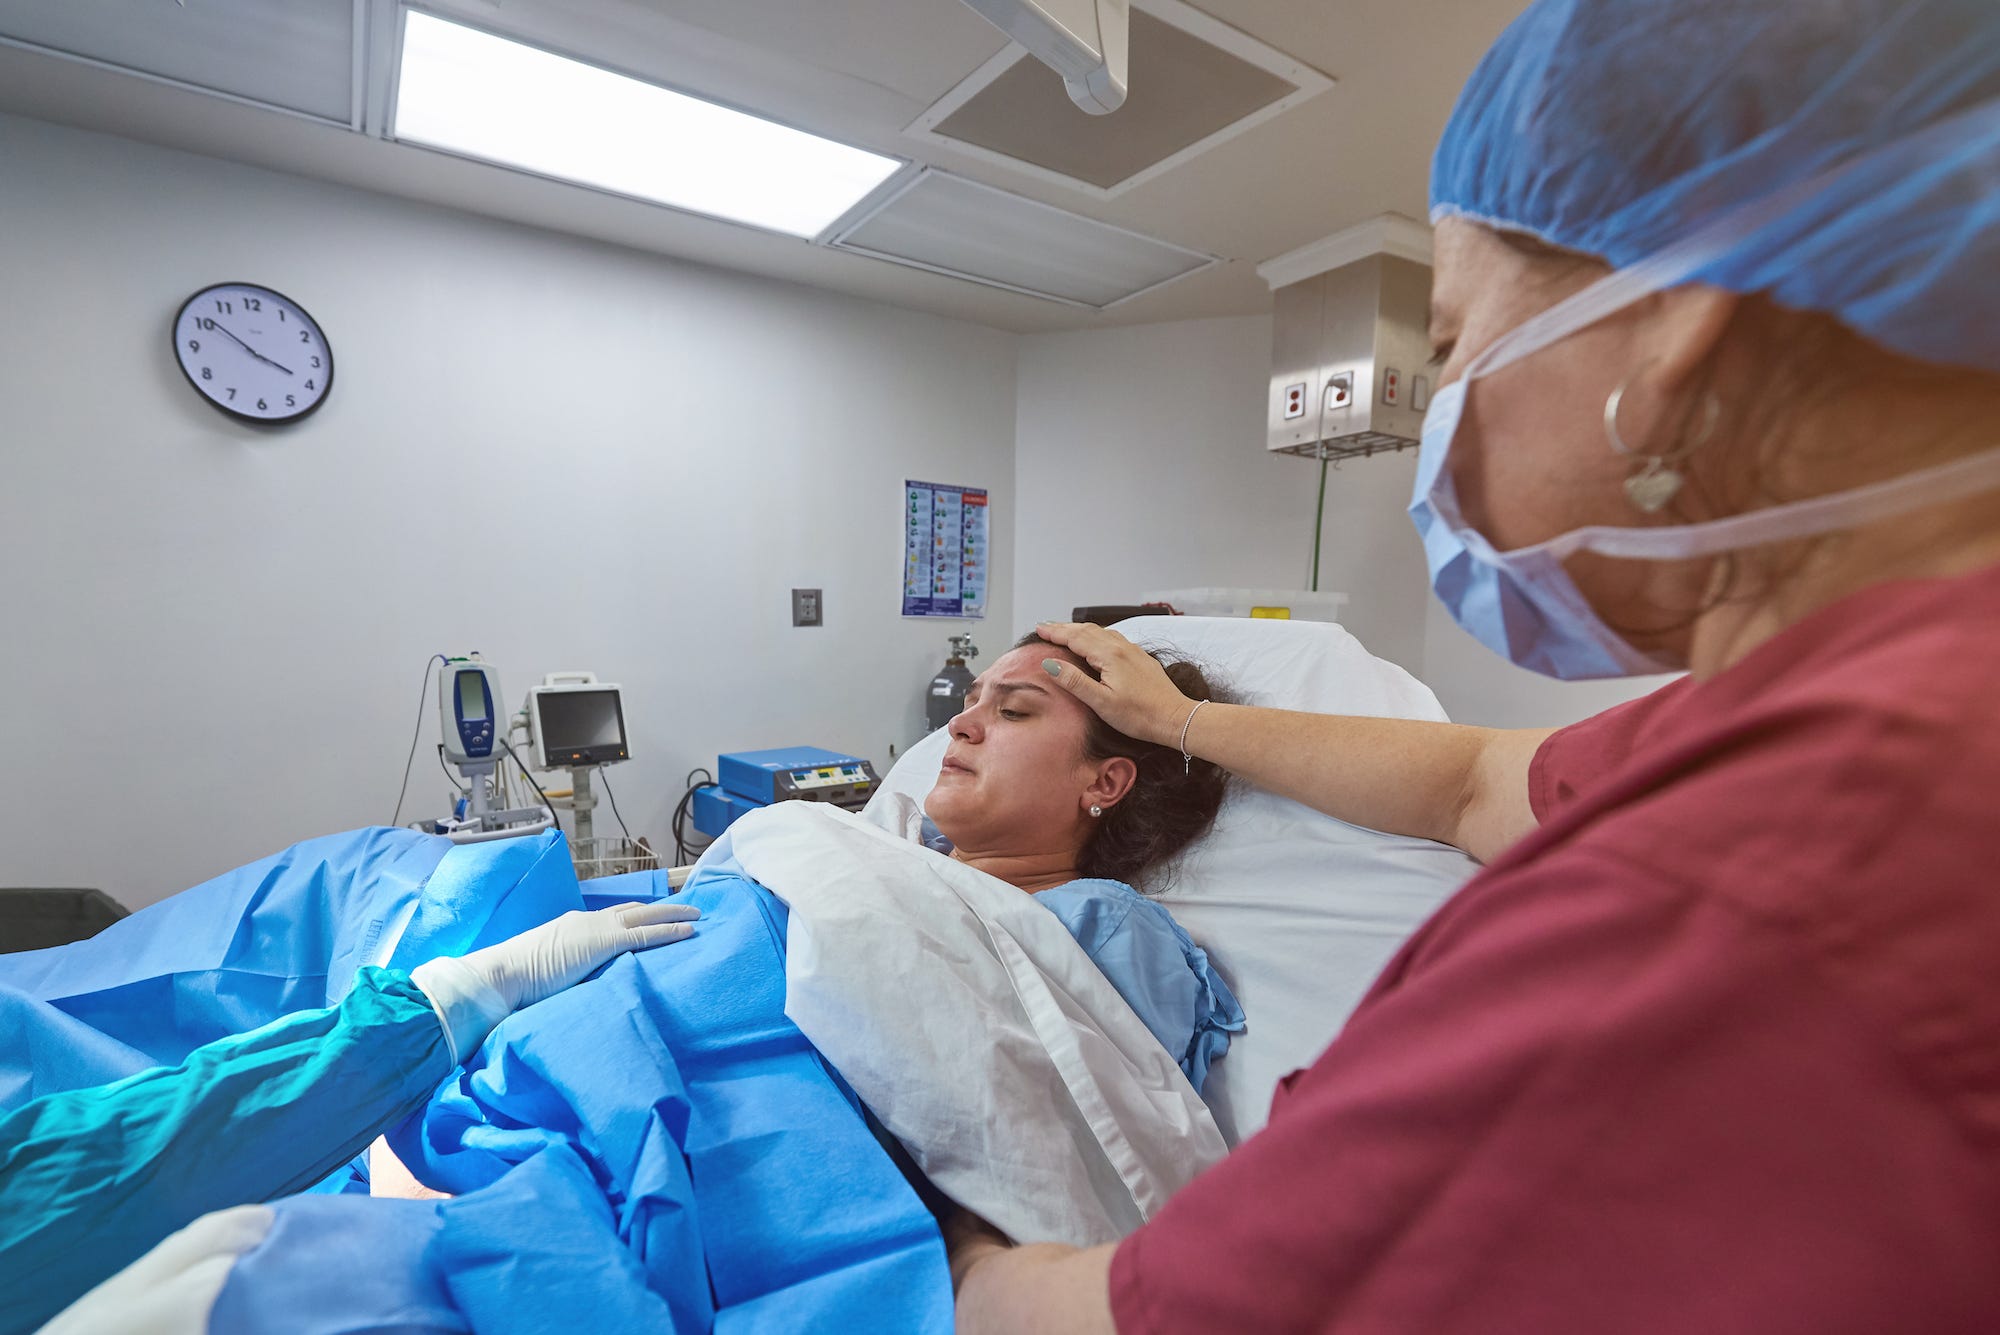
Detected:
[{"left": 1430, "top": 0, "right": 2000, "bottom": 375}]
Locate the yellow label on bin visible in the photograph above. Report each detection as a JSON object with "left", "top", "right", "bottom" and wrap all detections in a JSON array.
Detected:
[{"left": 1249, "top": 606, "right": 1292, "bottom": 619}]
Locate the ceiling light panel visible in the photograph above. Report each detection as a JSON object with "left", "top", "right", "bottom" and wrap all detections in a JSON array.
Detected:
[
  {"left": 0, "top": 0, "right": 354, "bottom": 124},
  {"left": 826, "top": 170, "right": 1215, "bottom": 309},
  {"left": 393, "top": 11, "right": 903, "bottom": 238}
]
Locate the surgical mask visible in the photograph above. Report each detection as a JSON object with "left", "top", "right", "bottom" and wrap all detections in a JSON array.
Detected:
[{"left": 1410, "top": 123, "right": 2000, "bottom": 680}]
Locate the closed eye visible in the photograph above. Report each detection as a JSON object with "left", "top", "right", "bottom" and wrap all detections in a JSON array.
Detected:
[
  {"left": 1427, "top": 339, "right": 1455, "bottom": 368},
  {"left": 998, "top": 709, "right": 1027, "bottom": 721}
]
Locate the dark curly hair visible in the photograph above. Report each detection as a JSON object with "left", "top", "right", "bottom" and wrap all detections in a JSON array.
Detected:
[{"left": 1014, "top": 631, "right": 1234, "bottom": 890}]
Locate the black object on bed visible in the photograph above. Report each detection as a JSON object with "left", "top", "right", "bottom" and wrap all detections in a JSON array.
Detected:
[{"left": 0, "top": 888, "right": 128, "bottom": 954}]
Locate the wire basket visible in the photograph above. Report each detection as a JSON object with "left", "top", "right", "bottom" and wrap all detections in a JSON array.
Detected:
[{"left": 570, "top": 835, "right": 666, "bottom": 882}]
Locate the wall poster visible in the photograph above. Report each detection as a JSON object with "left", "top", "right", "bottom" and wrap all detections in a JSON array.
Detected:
[{"left": 903, "top": 480, "right": 988, "bottom": 618}]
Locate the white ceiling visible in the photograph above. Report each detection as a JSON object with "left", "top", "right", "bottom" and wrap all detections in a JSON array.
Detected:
[{"left": 0, "top": 0, "right": 1528, "bottom": 334}]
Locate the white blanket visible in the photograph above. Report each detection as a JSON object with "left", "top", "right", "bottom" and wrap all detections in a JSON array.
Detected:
[{"left": 711, "top": 798, "right": 1228, "bottom": 1248}]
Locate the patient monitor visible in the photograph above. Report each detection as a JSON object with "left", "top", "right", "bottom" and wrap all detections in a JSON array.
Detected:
[
  {"left": 957, "top": 0, "right": 1129, "bottom": 114},
  {"left": 527, "top": 672, "right": 629, "bottom": 769},
  {"left": 439, "top": 660, "right": 503, "bottom": 766},
  {"left": 427, "top": 654, "right": 554, "bottom": 845}
]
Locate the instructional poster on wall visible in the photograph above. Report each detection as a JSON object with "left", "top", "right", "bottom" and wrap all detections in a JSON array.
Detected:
[{"left": 903, "top": 480, "right": 988, "bottom": 618}]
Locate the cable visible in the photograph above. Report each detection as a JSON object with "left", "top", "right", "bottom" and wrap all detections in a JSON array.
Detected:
[
  {"left": 597, "top": 768, "right": 636, "bottom": 842},
  {"left": 499, "top": 738, "right": 557, "bottom": 826},
  {"left": 1309, "top": 452, "right": 1330, "bottom": 592},
  {"left": 671, "top": 778, "right": 719, "bottom": 865},
  {"left": 434, "top": 743, "right": 468, "bottom": 795},
  {"left": 390, "top": 654, "right": 449, "bottom": 828}
]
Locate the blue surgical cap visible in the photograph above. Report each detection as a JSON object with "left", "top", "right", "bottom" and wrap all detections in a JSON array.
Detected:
[{"left": 1430, "top": 0, "right": 2000, "bottom": 375}]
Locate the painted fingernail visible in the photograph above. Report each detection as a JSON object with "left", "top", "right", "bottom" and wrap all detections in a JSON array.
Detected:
[{"left": 1042, "top": 659, "right": 1063, "bottom": 677}]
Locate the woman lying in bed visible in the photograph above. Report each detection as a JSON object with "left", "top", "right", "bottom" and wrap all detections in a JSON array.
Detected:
[
  {"left": 915, "top": 632, "right": 1243, "bottom": 1088},
  {"left": 52, "top": 633, "right": 1244, "bottom": 1334}
]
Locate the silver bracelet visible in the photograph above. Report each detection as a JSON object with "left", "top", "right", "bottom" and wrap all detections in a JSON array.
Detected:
[{"left": 1178, "top": 699, "right": 1210, "bottom": 774}]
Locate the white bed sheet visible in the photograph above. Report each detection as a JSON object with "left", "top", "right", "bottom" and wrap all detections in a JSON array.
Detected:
[{"left": 863, "top": 616, "right": 1479, "bottom": 1144}]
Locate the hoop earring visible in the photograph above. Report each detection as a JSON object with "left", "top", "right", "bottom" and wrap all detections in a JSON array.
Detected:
[
  {"left": 1604, "top": 367, "right": 1721, "bottom": 514},
  {"left": 1089, "top": 805, "right": 1103, "bottom": 818}
]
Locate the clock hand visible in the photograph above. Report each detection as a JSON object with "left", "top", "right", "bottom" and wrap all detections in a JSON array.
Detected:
[{"left": 208, "top": 321, "right": 294, "bottom": 375}]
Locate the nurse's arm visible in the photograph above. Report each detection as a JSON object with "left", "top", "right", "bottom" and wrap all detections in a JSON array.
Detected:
[
  {"left": 1037, "top": 622, "right": 1550, "bottom": 864},
  {"left": 1189, "top": 704, "right": 1552, "bottom": 865},
  {"left": 947, "top": 1210, "right": 1116, "bottom": 1335}
]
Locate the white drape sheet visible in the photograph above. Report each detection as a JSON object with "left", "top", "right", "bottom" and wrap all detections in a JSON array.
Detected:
[{"left": 714, "top": 798, "right": 1228, "bottom": 1247}]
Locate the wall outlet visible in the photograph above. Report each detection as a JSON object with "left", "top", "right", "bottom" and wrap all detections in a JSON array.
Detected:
[
  {"left": 1381, "top": 366, "right": 1403, "bottom": 406},
  {"left": 792, "top": 588, "right": 823, "bottom": 627}
]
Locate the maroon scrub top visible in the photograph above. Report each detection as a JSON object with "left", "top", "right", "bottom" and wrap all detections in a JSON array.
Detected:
[{"left": 1111, "top": 562, "right": 2000, "bottom": 1334}]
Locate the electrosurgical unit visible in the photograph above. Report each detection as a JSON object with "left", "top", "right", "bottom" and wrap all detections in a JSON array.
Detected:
[{"left": 691, "top": 747, "right": 882, "bottom": 838}]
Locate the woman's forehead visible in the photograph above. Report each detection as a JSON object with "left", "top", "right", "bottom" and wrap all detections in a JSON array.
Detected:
[
  {"left": 977, "top": 645, "right": 1056, "bottom": 687},
  {"left": 972, "top": 645, "right": 1086, "bottom": 708}
]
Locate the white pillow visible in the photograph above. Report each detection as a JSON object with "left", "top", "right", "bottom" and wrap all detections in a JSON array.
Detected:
[{"left": 863, "top": 617, "right": 1478, "bottom": 1144}]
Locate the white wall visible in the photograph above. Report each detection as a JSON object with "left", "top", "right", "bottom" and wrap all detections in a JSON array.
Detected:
[
  {"left": 0, "top": 113, "right": 1015, "bottom": 908},
  {"left": 1419, "top": 601, "right": 1678, "bottom": 728},
  {"left": 1011, "top": 313, "right": 1674, "bottom": 728},
  {"left": 1011, "top": 316, "right": 1433, "bottom": 674}
]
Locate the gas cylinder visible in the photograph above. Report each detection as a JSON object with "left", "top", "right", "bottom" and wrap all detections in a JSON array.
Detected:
[{"left": 925, "top": 632, "right": 980, "bottom": 732}]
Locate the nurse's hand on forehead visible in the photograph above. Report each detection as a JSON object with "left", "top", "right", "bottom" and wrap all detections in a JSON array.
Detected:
[
  {"left": 1032, "top": 622, "right": 1196, "bottom": 746},
  {"left": 1035, "top": 618, "right": 1548, "bottom": 866}
]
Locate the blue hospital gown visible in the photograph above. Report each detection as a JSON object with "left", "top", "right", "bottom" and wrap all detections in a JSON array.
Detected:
[{"left": 1035, "top": 878, "right": 1243, "bottom": 1094}]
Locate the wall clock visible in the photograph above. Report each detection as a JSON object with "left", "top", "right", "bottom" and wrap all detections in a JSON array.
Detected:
[{"left": 172, "top": 283, "right": 333, "bottom": 424}]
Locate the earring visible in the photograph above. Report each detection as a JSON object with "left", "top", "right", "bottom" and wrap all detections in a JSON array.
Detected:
[
  {"left": 1089, "top": 804, "right": 1103, "bottom": 818},
  {"left": 1604, "top": 367, "right": 1721, "bottom": 514}
]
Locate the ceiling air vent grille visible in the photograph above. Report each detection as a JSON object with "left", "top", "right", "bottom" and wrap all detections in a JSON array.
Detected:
[{"left": 907, "top": 0, "right": 1330, "bottom": 198}]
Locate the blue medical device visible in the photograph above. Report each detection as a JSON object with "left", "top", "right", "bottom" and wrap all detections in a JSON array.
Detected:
[{"left": 692, "top": 746, "right": 881, "bottom": 838}]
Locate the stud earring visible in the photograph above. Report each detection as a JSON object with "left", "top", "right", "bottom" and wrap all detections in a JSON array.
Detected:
[
  {"left": 1089, "top": 804, "right": 1103, "bottom": 818},
  {"left": 1604, "top": 366, "right": 1721, "bottom": 514}
]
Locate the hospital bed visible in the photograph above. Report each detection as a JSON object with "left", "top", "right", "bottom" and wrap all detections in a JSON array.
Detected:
[{"left": 861, "top": 614, "right": 1481, "bottom": 1144}]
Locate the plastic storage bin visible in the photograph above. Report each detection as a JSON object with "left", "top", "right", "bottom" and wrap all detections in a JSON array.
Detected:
[{"left": 1138, "top": 588, "right": 1348, "bottom": 623}]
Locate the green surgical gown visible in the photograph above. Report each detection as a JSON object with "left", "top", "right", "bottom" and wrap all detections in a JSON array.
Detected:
[{"left": 0, "top": 966, "right": 451, "bottom": 1333}]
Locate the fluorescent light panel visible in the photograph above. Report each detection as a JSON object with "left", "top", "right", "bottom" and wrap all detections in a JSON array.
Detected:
[{"left": 394, "top": 11, "right": 901, "bottom": 237}]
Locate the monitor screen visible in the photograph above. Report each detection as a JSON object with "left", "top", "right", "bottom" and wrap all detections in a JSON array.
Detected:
[
  {"left": 535, "top": 688, "right": 627, "bottom": 763},
  {"left": 456, "top": 670, "right": 487, "bottom": 721}
]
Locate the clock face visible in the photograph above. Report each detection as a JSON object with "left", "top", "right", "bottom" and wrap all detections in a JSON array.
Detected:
[{"left": 172, "top": 283, "right": 333, "bottom": 424}]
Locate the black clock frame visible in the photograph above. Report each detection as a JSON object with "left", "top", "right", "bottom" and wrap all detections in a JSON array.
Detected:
[{"left": 171, "top": 281, "right": 336, "bottom": 426}]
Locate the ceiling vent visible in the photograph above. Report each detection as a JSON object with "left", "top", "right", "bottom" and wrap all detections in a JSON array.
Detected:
[
  {"left": 822, "top": 168, "right": 1215, "bottom": 309},
  {"left": 907, "top": 0, "right": 1330, "bottom": 198},
  {"left": 0, "top": 0, "right": 357, "bottom": 126}
]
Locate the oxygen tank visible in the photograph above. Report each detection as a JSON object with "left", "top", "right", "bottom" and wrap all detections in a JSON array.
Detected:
[{"left": 926, "top": 632, "right": 980, "bottom": 732}]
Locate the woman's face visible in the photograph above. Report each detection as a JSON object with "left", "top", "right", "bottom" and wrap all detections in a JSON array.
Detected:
[
  {"left": 924, "top": 645, "right": 1132, "bottom": 859},
  {"left": 1428, "top": 218, "right": 1721, "bottom": 657}
]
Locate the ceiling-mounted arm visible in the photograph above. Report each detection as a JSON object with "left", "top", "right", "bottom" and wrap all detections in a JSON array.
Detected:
[{"left": 957, "top": 0, "right": 1129, "bottom": 114}]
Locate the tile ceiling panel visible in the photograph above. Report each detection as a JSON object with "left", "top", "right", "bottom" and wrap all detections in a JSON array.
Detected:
[
  {"left": 831, "top": 170, "right": 1212, "bottom": 308},
  {"left": 0, "top": 0, "right": 353, "bottom": 123}
]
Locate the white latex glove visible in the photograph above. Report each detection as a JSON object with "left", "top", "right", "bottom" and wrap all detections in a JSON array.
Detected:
[
  {"left": 410, "top": 899, "right": 701, "bottom": 1063},
  {"left": 37, "top": 1204, "right": 275, "bottom": 1335}
]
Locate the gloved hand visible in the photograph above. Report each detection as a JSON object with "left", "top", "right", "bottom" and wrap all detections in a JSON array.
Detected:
[{"left": 410, "top": 899, "right": 701, "bottom": 1063}]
